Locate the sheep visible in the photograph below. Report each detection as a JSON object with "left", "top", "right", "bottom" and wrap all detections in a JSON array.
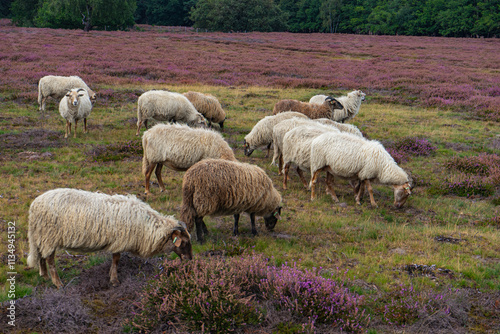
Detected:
[
  {"left": 183, "top": 91, "right": 226, "bottom": 129},
  {"left": 272, "top": 96, "right": 344, "bottom": 121},
  {"left": 136, "top": 90, "right": 207, "bottom": 136},
  {"left": 142, "top": 123, "right": 237, "bottom": 194},
  {"left": 308, "top": 94, "right": 329, "bottom": 105},
  {"left": 58, "top": 88, "right": 93, "bottom": 138},
  {"left": 272, "top": 118, "right": 363, "bottom": 174},
  {"left": 180, "top": 159, "right": 282, "bottom": 243},
  {"left": 38, "top": 75, "right": 96, "bottom": 114},
  {"left": 243, "top": 111, "right": 309, "bottom": 158},
  {"left": 27, "top": 188, "right": 193, "bottom": 289},
  {"left": 309, "top": 132, "right": 412, "bottom": 208},
  {"left": 281, "top": 125, "right": 340, "bottom": 190}
]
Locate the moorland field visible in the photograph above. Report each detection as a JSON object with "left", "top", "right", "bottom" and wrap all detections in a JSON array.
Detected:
[{"left": 0, "top": 19, "right": 499, "bottom": 333}]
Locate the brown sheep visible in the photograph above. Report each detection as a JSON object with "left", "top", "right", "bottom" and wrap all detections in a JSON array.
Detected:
[
  {"left": 272, "top": 97, "right": 344, "bottom": 121},
  {"left": 180, "top": 159, "right": 282, "bottom": 243}
]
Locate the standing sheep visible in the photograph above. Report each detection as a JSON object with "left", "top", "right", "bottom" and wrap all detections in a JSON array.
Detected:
[
  {"left": 38, "top": 75, "right": 96, "bottom": 113},
  {"left": 272, "top": 97, "right": 344, "bottom": 121},
  {"left": 180, "top": 159, "right": 282, "bottom": 243},
  {"left": 59, "top": 88, "right": 93, "bottom": 138},
  {"left": 136, "top": 90, "right": 207, "bottom": 136},
  {"left": 243, "top": 111, "right": 309, "bottom": 157},
  {"left": 281, "top": 125, "right": 340, "bottom": 190},
  {"left": 142, "top": 123, "right": 237, "bottom": 194},
  {"left": 309, "top": 132, "right": 412, "bottom": 208},
  {"left": 183, "top": 91, "right": 226, "bottom": 129},
  {"left": 310, "top": 90, "right": 366, "bottom": 123},
  {"left": 27, "top": 188, "right": 193, "bottom": 289}
]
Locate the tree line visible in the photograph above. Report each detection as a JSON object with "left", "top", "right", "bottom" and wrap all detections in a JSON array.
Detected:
[{"left": 3, "top": 0, "right": 499, "bottom": 37}]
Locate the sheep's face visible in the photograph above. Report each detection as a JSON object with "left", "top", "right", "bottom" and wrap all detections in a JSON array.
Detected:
[
  {"left": 264, "top": 206, "right": 282, "bottom": 231},
  {"left": 169, "top": 226, "right": 193, "bottom": 260},
  {"left": 194, "top": 114, "right": 208, "bottom": 128},
  {"left": 393, "top": 182, "right": 412, "bottom": 209},
  {"left": 66, "top": 88, "right": 86, "bottom": 106},
  {"left": 325, "top": 96, "right": 343, "bottom": 110},
  {"left": 243, "top": 140, "right": 254, "bottom": 156},
  {"left": 350, "top": 90, "right": 366, "bottom": 102}
]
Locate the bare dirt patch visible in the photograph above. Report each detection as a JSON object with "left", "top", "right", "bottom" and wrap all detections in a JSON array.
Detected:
[{"left": 0, "top": 129, "right": 64, "bottom": 151}]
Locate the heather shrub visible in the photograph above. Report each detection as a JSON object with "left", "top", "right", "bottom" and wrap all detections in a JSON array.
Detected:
[
  {"left": 129, "top": 254, "right": 370, "bottom": 333},
  {"left": 392, "top": 137, "right": 437, "bottom": 157},
  {"left": 87, "top": 140, "right": 142, "bottom": 162},
  {"left": 443, "top": 173, "right": 495, "bottom": 197},
  {"left": 446, "top": 154, "right": 500, "bottom": 177},
  {"left": 386, "top": 147, "right": 410, "bottom": 164}
]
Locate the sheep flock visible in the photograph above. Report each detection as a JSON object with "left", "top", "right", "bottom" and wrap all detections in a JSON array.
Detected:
[{"left": 27, "top": 77, "right": 414, "bottom": 289}]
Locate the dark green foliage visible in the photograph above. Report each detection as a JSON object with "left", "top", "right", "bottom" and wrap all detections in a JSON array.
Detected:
[
  {"left": 190, "top": 0, "right": 288, "bottom": 32},
  {"left": 0, "top": 0, "right": 13, "bottom": 18},
  {"left": 135, "top": 0, "right": 196, "bottom": 26}
]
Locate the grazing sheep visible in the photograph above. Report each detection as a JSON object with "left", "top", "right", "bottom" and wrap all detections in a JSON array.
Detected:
[
  {"left": 183, "top": 91, "right": 226, "bottom": 129},
  {"left": 272, "top": 118, "right": 363, "bottom": 174},
  {"left": 243, "top": 111, "right": 309, "bottom": 157},
  {"left": 27, "top": 188, "right": 193, "bottom": 289},
  {"left": 59, "top": 88, "right": 92, "bottom": 138},
  {"left": 272, "top": 97, "right": 344, "bottom": 121},
  {"left": 142, "top": 123, "right": 237, "bottom": 194},
  {"left": 309, "top": 132, "right": 412, "bottom": 208},
  {"left": 136, "top": 90, "right": 207, "bottom": 136},
  {"left": 38, "top": 75, "right": 96, "bottom": 113},
  {"left": 308, "top": 94, "right": 328, "bottom": 105},
  {"left": 180, "top": 159, "right": 282, "bottom": 243},
  {"left": 309, "top": 90, "right": 366, "bottom": 123},
  {"left": 281, "top": 125, "right": 340, "bottom": 190}
]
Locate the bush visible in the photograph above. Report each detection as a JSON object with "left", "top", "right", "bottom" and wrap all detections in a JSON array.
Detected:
[
  {"left": 446, "top": 154, "right": 500, "bottom": 177},
  {"left": 386, "top": 137, "right": 436, "bottom": 163},
  {"left": 129, "top": 254, "right": 370, "bottom": 333},
  {"left": 87, "top": 140, "right": 142, "bottom": 162},
  {"left": 443, "top": 173, "right": 495, "bottom": 197}
]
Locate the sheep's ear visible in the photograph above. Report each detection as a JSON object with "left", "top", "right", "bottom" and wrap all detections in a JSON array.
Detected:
[
  {"left": 65, "top": 91, "right": 71, "bottom": 96},
  {"left": 171, "top": 230, "right": 183, "bottom": 247}
]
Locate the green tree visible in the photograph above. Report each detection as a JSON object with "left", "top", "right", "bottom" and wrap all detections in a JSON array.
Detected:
[
  {"left": 0, "top": 0, "right": 14, "bottom": 18},
  {"left": 190, "top": 0, "right": 287, "bottom": 32},
  {"left": 135, "top": 0, "right": 196, "bottom": 26},
  {"left": 11, "top": 0, "right": 41, "bottom": 26},
  {"left": 319, "top": 0, "right": 343, "bottom": 33},
  {"left": 33, "top": 0, "right": 136, "bottom": 31}
]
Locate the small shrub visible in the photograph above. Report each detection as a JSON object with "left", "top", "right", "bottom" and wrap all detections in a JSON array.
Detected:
[
  {"left": 446, "top": 154, "right": 500, "bottom": 176},
  {"left": 443, "top": 173, "right": 495, "bottom": 197},
  {"left": 87, "top": 140, "right": 142, "bottom": 162},
  {"left": 392, "top": 137, "right": 437, "bottom": 157}
]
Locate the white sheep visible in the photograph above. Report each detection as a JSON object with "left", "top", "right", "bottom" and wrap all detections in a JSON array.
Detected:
[
  {"left": 333, "top": 90, "right": 366, "bottom": 123},
  {"left": 309, "top": 132, "right": 412, "bottom": 208},
  {"left": 183, "top": 91, "right": 226, "bottom": 129},
  {"left": 272, "top": 118, "right": 363, "bottom": 174},
  {"left": 27, "top": 188, "right": 193, "bottom": 289},
  {"left": 281, "top": 124, "right": 340, "bottom": 190},
  {"left": 243, "top": 111, "right": 309, "bottom": 157},
  {"left": 58, "top": 88, "right": 93, "bottom": 138},
  {"left": 38, "top": 75, "right": 96, "bottom": 113},
  {"left": 272, "top": 97, "right": 344, "bottom": 121},
  {"left": 136, "top": 90, "right": 207, "bottom": 136},
  {"left": 308, "top": 94, "right": 329, "bottom": 105},
  {"left": 180, "top": 159, "right": 282, "bottom": 243},
  {"left": 142, "top": 123, "right": 237, "bottom": 194}
]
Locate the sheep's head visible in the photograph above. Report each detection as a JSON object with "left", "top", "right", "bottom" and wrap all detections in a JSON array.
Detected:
[
  {"left": 393, "top": 182, "right": 412, "bottom": 209},
  {"left": 325, "top": 96, "right": 343, "bottom": 110},
  {"left": 169, "top": 222, "right": 193, "bottom": 260},
  {"left": 219, "top": 117, "right": 226, "bottom": 130},
  {"left": 243, "top": 139, "right": 254, "bottom": 156},
  {"left": 193, "top": 114, "right": 208, "bottom": 128},
  {"left": 66, "top": 88, "right": 86, "bottom": 107},
  {"left": 350, "top": 90, "right": 366, "bottom": 102},
  {"left": 263, "top": 206, "right": 282, "bottom": 231}
]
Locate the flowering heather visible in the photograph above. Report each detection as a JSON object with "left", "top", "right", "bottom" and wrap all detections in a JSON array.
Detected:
[
  {"left": 443, "top": 173, "right": 495, "bottom": 198},
  {"left": 0, "top": 22, "right": 499, "bottom": 120},
  {"left": 446, "top": 154, "right": 500, "bottom": 177},
  {"left": 129, "top": 254, "right": 369, "bottom": 333},
  {"left": 386, "top": 137, "right": 436, "bottom": 163}
]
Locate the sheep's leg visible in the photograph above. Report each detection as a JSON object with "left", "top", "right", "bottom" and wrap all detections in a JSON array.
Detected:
[
  {"left": 109, "top": 253, "right": 120, "bottom": 286},
  {"left": 144, "top": 119, "right": 148, "bottom": 130},
  {"left": 355, "top": 180, "right": 366, "bottom": 205},
  {"left": 84, "top": 118, "right": 88, "bottom": 134},
  {"left": 265, "top": 143, "right": 271, "bottom": 158},
  {"left": 351, "top": 180, "right": 362, "bottom": 195},
  {"left": 365, "top": 180, "right": 378, "bottom": 208},
  {"left": 233, "top": 213, "right": 240, "bottom": 236},
  {"left": 250, "top": 213, "right": 258, "bottom": 236},
  {"left": 47, "top": 252, "right": 63, "bottom": 289},
  {"left": 283, "top": 162, "right": 291, "bottom": 190},
  {"left": 135, "top": 121, "right": 143, "bottom": 136},
  {"left": 202, "top": 221, "right": 209, "bottom": 235},
  {"left": 296, "top": 167, "right": 308, "bottom": 189},
  {"left": 155, "top": 163, "right": 166, "bottom": 192},
  {"left": 73, "top": 119, "right": 78, "bottom": 138},
  {"left": 278, "top": 154, "right": 284, "bottom": 176},
  {"left": 39, "top": 257, "right": 49, "bottom": 279},
  {"left": 310, "top": 169, "right": 321, "bottom": 201},
  {"left": 144, "top": 163, "right": 157, "bottom": 194},
  {"left": 195, "top": 216, "right": 205, "bottom": 243},
  {"left": 325, "top": 171, "right": 339, "bottom": 203}
]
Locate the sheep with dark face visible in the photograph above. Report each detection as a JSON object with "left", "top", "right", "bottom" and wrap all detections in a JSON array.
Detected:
[
  {"left": 38, "top": 75, "right": 96, "bottom": 113},
  {"left": 272, "top": 96, "right": 344, "bottom": 120},
  {"left": 309, "top": 90, "right": 366, "bottom": 123},
  {"left": 27, "top": 188, "right": 192, "bottom": 289},
  {"left": 180, "top": 159, "right": 282, "bottom": 243}
]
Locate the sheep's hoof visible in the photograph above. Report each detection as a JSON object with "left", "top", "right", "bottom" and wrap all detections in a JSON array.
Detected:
[{"left": 111, "top": 279, "right": 120, "bottom": 287}]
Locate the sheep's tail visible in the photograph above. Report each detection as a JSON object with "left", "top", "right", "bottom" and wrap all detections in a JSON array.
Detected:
[
  {"left": 142, "top": 136, "right": 149, "bottom": 176},
  {"left": 180, "top": 180, "right": 197, "bottom": 233}
]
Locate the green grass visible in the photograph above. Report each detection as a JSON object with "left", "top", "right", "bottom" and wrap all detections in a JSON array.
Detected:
[{"left": 0, "top": 84, "right": 499, "bottom": 305}]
